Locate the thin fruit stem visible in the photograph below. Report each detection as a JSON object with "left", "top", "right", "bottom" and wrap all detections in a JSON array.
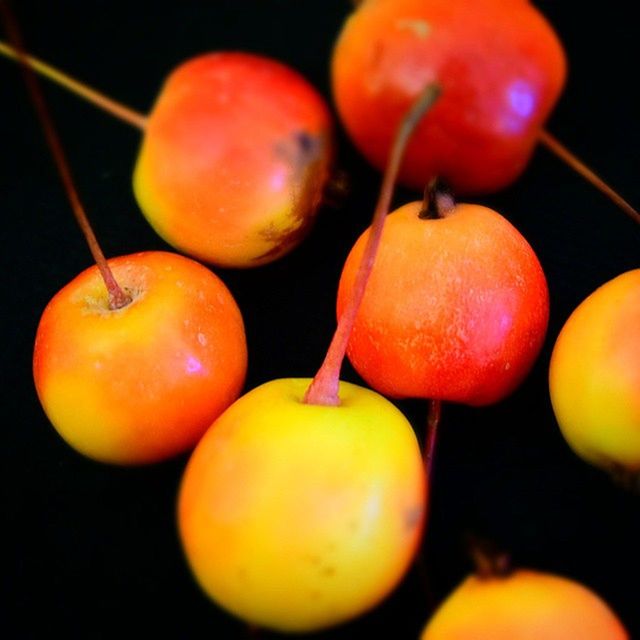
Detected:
[
  {"left": 466, "top": 535, "right": 512, "bottom": 580},
  {"left": 424, "top": 399, "right": 441, "bottom": 481},
  {"left": 1, "top": 3, "right": 131, "bottom": 310},
  {"left": 539, "top": 129, "right": 639, "bottom": 225},
  {"left": 0, "top": 38, "right": 147, "bottom": 129},
  {"left": 419, "top": 178, "right": 455, "bottom": 219},
  {"left": 304, "top": 83, "right": 442, "bottom": 406}
]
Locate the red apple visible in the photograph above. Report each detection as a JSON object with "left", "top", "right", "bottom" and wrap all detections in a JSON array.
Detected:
[
  {"left": 33, "top": 251, "right": 247, "bottom": 464},
  {"left": 331, "top": 0, "right": 566, "bottom": 194},
  {"left": 336, "top": 195, "right": 549, "bottom": 405},
  {"left": 134, "top": 52, "right": 334, "bottom": 268}
]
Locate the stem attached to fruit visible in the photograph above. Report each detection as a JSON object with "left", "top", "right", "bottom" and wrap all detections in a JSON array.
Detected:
[
  {"left": 419, "top": 179, "right": 455, "bottom": 219},
  {"left": 1, "top": 3, "right": 131, "bottom": 310},
  {"left": 304, "top": 83, "right": 442, "bottom": 406},
  {"left": 466, "top": 535, "right": 512, "bottom": 580},
  {"left": 0, "top": 39, "right": 147, "bottom": 130}
]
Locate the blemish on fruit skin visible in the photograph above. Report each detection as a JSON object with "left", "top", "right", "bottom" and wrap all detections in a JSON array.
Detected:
[
  {"left": 255, "top": 130, "right": 330, "bottom": 262},
  {"left": 404, "top": 505, "right": 423, "bottom": 530},
  {"left": 197, "top": 332, "right": 207, "bottom": 346}
]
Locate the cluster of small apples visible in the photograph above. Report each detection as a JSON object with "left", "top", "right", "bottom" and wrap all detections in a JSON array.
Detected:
[{"left": 21, "top": 0, "right": 636, "bottom": 637}]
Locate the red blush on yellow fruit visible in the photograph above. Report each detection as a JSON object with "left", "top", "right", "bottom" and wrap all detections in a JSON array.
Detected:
[
  {"left": 549, "top": 269, "right": 640, "bottom": 474},
  {"left": 133, "top": 52, "right": 333, "bottom": 268},
  {"left": 337, "top": 199, "right": 549, "bottom": 405},
  {"left": 33, "top": 251, "right": 247, "bottom": 465}
]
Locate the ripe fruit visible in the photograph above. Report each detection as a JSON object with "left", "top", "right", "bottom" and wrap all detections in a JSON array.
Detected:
[
  {"left": 337, "top": 192, "right": 549, "bottom": 405},
  {"left": 331, "top": 0, "right": 567, "bottom": 194},
  {"left": 549, "top": 269, "right": 640, "bottom": 477},
  {"left": 33, "top": 251, "right": 247, "bottom": 465},
  {"left": 133, "top": 52, "right": 333, "bottom": 267},
  {"left": 176, "top": 84, "right": 437, "bottom": 634},
  {"left": 178, "top": 378, "right": 425, "bottom": 633},
  {"left": 420, "top": 568, "right": 629, "bottom": 639}
]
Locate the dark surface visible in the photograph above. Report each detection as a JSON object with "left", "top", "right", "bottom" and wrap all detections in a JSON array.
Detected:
[{"left": 2, "top": 1, "right": 638, "bottom": 638}]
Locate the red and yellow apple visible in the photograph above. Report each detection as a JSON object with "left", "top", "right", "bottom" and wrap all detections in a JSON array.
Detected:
[
  {"left": 33, "top": 251, "right": 247, "bottom": 464},
  {"left": 549, "top": 269, "right": 640, "bottom": 475},
  {"left": 420, "top": 568, "right": 628, "bottom": 639},
  {"left": 178, "top": 378, "right": 426, "bottom": 633},
  {"left": 134, "top": 52, "right": 334, "bottom": 268},
  {"left": 337, "top": 199, "right": 549, "bottom": 406}
]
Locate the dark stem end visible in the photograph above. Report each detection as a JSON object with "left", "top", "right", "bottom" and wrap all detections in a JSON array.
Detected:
[{"left": 419, "top": 178, "right": 455, "bottom": 219}]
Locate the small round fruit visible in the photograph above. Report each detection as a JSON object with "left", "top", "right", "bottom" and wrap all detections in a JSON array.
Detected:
[
  {"left": 337, "top": 200, "right": 549, "bottom": 406},
  {"left": 33, "top": 251, "right": 247, "bottom": 464},
  {"left": 134, "top": 52, "right": 333, "bottom": 268},
  {"left": 549, "top": 269, "right": 640, "bottom": 474},
  {"left": 178, "top": 378, "right": 426, "bottom": 633},
  {"left": 420, "top": 569, "right": 628, "bottom": 639},
  {"left": 331, "top": 0, "right": 567, "bottom": 194}
]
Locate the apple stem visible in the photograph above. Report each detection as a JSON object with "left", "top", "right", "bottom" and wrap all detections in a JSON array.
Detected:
[
  {"left": 419, "top": 179, "right": 455, "bottom": 219},
  {"left": 424, "top": 399, "right": 441, "bottom": 480},
  {"left": 1, "top": 3, "right": 131, "bottom": 310},
  {"left": 0, "top": 38, "right": 147, "bottom": 130},
  {"left": 304, "top": 83, "right": 441, "bottom": 406},
  {"left": 466, "top": 535, "right": 512, "bottom": 580},
  {"left": 538, "top": 129, "right": 639, "bottom": 225}
]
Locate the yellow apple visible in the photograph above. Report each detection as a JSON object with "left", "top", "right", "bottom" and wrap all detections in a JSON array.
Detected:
[{"left": 549, "top": 269, "right": 640, "bottom": 475}]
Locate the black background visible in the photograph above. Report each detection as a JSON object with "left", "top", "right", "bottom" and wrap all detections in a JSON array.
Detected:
[{"left": 2, "top": 1, "right": 638, "bottom": 638}]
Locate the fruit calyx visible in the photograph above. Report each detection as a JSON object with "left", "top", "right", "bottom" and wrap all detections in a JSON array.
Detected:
[
  {"left": 610, "top": 464, "right": 640, "bottom": 495},
  {"left": 303, "top": 83, "right": 441, "bottom": 407},
  {"left": 467, "top": 535, "right": 513, "bottom": 580},
  {"left": 418, "top": 179, "right": 455, "bottom": 220}
]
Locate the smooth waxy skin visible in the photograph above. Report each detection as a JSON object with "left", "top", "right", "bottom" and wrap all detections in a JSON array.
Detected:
[
  {"left": 332, "top": 0, "right": 567, "bottom": 193},
  {"left": 33, "top": 251, "right": 247, "bottom": 464},
  {"left": 134, "top": 52, "right": 333, "bottom": 268},
  {"left": 420, "top": 569, "right": 629, "bottom": 639},
  {"left": 337, "top": 201, "right": 549, "bottom": 406},
  {"left": 549, "top": 269, "right": 640, "bottom": 472},
  {"left": 178, "top": 378, "right": 426, "bottom": 633}
]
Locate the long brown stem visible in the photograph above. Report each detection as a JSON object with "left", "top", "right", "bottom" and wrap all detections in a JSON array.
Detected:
[
  {"left": 0, "top": 38, "right": 147, "bottom": 129},
  {"left": 539, "top": 129, "right": 639, "bottom": 225},
  {"left": 304, "top": 83, "right": 442, "bottom": 406},
  {"left": 1, "top": 2, "right": 131, "bottom": 309}
]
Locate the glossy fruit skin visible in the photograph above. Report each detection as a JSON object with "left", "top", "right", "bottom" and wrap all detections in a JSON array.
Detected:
[
  {"left": 332, "top": 0, "right": 567, "bottom": 194},
  {"left": 420, "top": 569, "right": 629, "bottom": 639},
  {"left": 134, "top": 52, "right": 333, "bottom": 268},
  {"left": 337, "top": 201, "right": 549, "bottom": 406},
  {"left": 33, "top": 251, "right": 247, "bottom": 465},
  {"left": 178, "top": 378, "right": 426, "bottom": 633},
  {"left": 549, "top": 269, "right": 640, "bottom": 473}
]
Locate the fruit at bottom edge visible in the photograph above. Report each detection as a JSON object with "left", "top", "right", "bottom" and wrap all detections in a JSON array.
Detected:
[{"left": 178, "top": 378, "right": 426, "bottom": 633}]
